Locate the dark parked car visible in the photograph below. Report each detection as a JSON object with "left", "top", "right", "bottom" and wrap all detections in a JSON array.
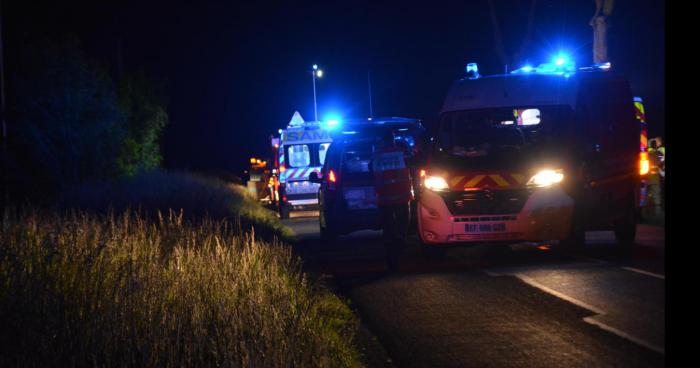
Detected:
[{"left": 310, "top": 118, "right": 426, "bottom": 241}]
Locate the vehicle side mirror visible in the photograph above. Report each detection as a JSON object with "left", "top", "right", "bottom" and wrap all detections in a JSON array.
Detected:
[{"left": 309, "top": 171, "right": 322, "bottom": 183}]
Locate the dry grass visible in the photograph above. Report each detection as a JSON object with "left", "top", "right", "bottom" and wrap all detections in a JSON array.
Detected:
[
  {"left": 0, "top": 208, "right": 361, "bottom": 367},
  {"left": 59, "top": 170, "right": 294, "bottom": 241}
]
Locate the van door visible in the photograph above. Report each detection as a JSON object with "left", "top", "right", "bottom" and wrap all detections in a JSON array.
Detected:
[
  {"left": 340, "top": 139, "right": 380, "bottom": 211},
  {"left": 578, "top": 78, "right": 637, "bottom": 226}
]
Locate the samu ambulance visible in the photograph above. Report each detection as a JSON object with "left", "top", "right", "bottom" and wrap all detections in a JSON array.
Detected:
[
  {"left": 277, "top": 111, "right": 332, "bottom": 218},
  {"left": 418, "top": 60, "right": 642, "bottom": 251}
]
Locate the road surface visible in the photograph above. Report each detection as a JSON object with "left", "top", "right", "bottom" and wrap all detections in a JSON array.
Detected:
[{"left": 284, "top": 211, "right": 665, "bottom": 367}]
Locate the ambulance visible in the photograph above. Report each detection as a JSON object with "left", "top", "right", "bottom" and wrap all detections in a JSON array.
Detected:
[
  {"left": 276, "top": 111, "right": 333, "bottom": 218},
  {"left": 418, "top": 60, "right": 642, "bottom": 251}
]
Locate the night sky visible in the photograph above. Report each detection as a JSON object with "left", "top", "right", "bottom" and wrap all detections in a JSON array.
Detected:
[{"left": 5, "top": 0, "right": 665, "bottom": 174}]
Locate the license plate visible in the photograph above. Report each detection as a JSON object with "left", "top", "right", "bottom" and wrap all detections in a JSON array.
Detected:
[
  {"left": 344, "top": 187, "right": 377, "bottom": 209},
  {"left": 465, "top": 223, "right": 506, "bottom": 233}
]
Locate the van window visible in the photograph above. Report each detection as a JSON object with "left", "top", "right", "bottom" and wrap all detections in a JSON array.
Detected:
[
  {"left": 288, "top": 144, "right": 310, "bottom": 167},
  {"left": 341, "top": 138, "right": 384, "bottom": 175},
  {"left": 319, "top": 143, "right": 331, "bottom": 165},
  {"left": 436, "top": 105, "right": 572, "bottom": 158}
]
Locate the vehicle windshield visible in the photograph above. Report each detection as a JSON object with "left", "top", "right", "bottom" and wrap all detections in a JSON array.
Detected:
[
  {"left": 342, "top": 138, "right": 384, "bottom": 174},
  {"left": 435, "top": 105, "right": 573, "bottom": 159}
]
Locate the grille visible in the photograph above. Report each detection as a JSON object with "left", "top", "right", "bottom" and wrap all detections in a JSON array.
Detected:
[{"left": 446, "top": 189, "right": 530, "bottom": 215}]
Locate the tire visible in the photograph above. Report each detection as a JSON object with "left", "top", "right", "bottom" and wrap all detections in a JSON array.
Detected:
[
  {"left": 559, "top": 202, "right": 585, "bottom": 252},
  {"left": 320, "top": 223, "right": 339, "bottom": 242},
  {"left": 279, "top": 205, "right": 290, "bottom": 219},
  {"left": 320, "top": 212, "right": 339, "bottom": 242},
  {"left": 385, "top": 242, "right": 400, "bottom": 272},
  {"left": 614, "top": 195, "right": 637, "bottom": 252}
]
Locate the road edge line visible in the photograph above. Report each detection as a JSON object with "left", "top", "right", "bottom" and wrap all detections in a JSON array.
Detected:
[
  {"left": 583, "top": 316, "right": 665, "bottom": 355},
  {"left": 621, "top": 267, "right": 665, "bottom": 280}
]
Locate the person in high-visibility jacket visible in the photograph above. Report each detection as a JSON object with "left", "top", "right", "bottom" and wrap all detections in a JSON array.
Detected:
[
  {"left": 372, "top": 132, "right": 414, "bottom": 271},
  {"left": 647, "top": 139, "right": 664, "bottom": 213}
]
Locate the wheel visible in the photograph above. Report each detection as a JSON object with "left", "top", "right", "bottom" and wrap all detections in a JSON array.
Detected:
[
  {"left": 614, "top": 194, "right": 637, "bottom": 252},
  {"left": 559, "top": 201, "right": 585, "bottom": 252},
  {"left": 385, "top": 242, "right": 401, "bottom": 272},
  {"left": 279, "top": 204, "right": 290, "bottom": 219},
  {"left": 319, "top": 212, "right": 339, "bottom": 242},
  {"left": 320, "top": 223, "right": 339, "bottom": 242}
]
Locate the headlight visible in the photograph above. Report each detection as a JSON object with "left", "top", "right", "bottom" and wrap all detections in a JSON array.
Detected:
[
  {"left": 527, "top": 169, "right": 564, "bottom": 187},
  {"left": 424, "top": 175, "right": 449, "bottom": 191}
]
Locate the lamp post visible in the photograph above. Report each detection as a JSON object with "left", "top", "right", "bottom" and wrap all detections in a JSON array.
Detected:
[{"left": 311, "top": 64, "right": 323, "bottom": 122}]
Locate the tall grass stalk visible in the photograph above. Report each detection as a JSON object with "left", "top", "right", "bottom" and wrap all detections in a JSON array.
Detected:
[{"left": 0, "top": 208, "right": 360, "bottom": 367}]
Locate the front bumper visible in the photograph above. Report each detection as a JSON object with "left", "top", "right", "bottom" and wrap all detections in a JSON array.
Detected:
[{"left": 418, "top": 187, "right": 574, "bottom": 244}]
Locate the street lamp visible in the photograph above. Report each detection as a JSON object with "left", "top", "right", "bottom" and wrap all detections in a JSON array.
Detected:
[{"left": 311, "top": 64, "right": 323, "bottom": 122}]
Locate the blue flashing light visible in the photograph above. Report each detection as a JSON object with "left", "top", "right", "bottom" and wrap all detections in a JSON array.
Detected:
[
  {"left": 312, "top": 64, "right": 318, "bottom": 70},
  {"left": 466, "top": 62, "right": 480, "bottom": 79},
  {"left": 323, "top": 114, "right": 342, "bottom": 130},
  {"left": 511, "top": 64, "right": 534, "bottom": 74},
  {"left": 551, "top": 52, "right": 575, "bottom": 70}
]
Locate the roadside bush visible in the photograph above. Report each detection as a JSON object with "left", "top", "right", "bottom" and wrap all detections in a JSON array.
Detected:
[
  {"left": 59, "top": 170, "right": 293, "bottom": 241},
  {"left": 0, "top": 209, "right": 360, "bottom": 367}
]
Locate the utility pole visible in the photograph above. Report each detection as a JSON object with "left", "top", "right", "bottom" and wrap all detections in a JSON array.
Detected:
[
  {"left": 590, "top": 0, "right": 615, "bottom": 63},
  {"left": 311, "top": 64, "right": 323, "bottom": 122},
  {"left": 367, "top": 71, "right": 373, "bottom": 119},
  {"left": 0, "top": 0, "right": 8, "bottom": 208}
]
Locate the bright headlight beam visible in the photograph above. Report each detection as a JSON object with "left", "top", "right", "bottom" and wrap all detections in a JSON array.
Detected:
[
  {"left": 527, "top": 169, "right": 564, "bottom": 187},
  {"left": 424, "top": 175, "right": 449, "bottom": 191}
]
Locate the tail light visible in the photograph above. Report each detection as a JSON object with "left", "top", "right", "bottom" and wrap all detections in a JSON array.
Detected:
[
  {"left": 327, "top": 169, "right": 338, "bottom": 191},
  {"left": 639, "top": 152, "right": 650, "bottom": 176}
]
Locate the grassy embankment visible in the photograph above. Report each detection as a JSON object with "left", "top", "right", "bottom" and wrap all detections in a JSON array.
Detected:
[{"left": 0, "top": 171, "right": 361, "bottom": 367}]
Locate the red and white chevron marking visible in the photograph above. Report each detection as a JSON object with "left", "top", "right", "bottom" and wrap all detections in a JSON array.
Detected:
[{"left": 283, "top": 167, "right": 322, "bottom": 181}]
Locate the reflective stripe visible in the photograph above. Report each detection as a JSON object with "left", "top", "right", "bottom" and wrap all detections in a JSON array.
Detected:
[
  {"left": 465, "top": 175, "right": 486, "bottom": 188},
  {"left": 489, "top": 174, "right": 510, "bottom": 187}
]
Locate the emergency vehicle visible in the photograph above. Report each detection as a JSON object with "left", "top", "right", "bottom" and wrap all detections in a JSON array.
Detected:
[
  {"left": 418, "top": 60, "right": 642, "bottom": 250},
  {"left": 276, "top": 111, "right": 333, "bottom": 218}
]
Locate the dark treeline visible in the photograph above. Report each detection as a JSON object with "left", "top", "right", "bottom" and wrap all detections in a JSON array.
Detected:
[{"left": 2, "top": 33, "right": 168, "bottom": 206}]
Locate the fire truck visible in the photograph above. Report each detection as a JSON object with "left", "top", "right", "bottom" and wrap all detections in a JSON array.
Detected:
[
  {"left": 275, "top": 111, "right": 333, "bottom": 218},
  {"left": 418, "top": 59, "right": 644, "bottom": 251}
]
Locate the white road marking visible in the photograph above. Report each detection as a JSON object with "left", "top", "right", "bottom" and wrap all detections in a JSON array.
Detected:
[
  {"left": 514, "top": 274, "right": 606, "bottom": 315},
  {"left": 577, "top": 255, "right": 665, "bottom": 280},
  {"left": 484, "top": 270, "right": 665, "bottom": 355},
  {"left": 583, "top": 317, "right": 665, "bottom": 355},
  {"left": 621, "top": 267, "right": 665, "bottom": 280}
]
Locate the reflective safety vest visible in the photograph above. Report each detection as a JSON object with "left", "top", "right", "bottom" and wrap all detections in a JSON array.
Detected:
[
  {"left": 372, "top": 146, "right": 414, "bottom": 206},
  {"left": 647, "top": 147, "right": 664, "bottom": 177}
]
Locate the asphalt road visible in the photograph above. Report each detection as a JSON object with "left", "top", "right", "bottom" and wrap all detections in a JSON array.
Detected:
[{"left": 283, "top": 211, "right": 665, "bottom": 368}]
